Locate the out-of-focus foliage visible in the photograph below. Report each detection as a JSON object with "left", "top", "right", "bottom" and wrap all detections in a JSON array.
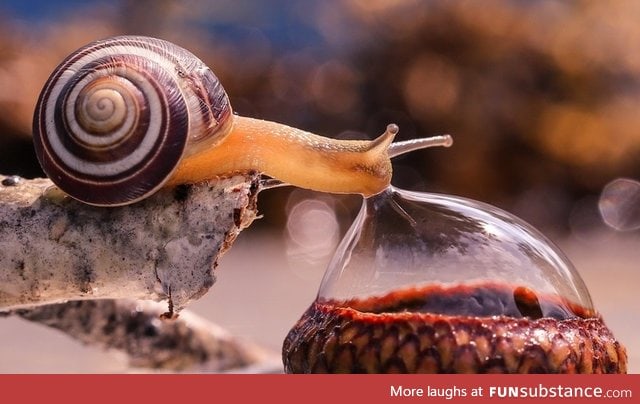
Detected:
[{"left": 1, "top": 0, "right": 639, "bottom": 234}]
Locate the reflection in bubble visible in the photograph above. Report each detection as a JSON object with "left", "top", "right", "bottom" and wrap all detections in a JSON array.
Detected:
[
  {"left": 285, "top": 198, "right": 339, "bottom": 277},
  {"left": 599, "top": 178, "right": 640, "bottom": 231}
]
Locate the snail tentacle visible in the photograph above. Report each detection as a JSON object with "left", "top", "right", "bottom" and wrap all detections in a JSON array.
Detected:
[{"left": 388, "top": 133, "right": 453, "bottom": 158}]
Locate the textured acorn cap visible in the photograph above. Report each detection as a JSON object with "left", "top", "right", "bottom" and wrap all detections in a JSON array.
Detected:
[{"left": 283, "top": 296, "right": 627, "bottom": 374}]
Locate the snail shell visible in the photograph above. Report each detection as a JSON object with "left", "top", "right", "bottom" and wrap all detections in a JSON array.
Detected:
[{"left": 33, "top": 36, "right": 232, "bottom": 206}]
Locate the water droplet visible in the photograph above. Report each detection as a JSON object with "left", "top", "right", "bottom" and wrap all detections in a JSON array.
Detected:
[
  {"left": 317, "top": 186, "right": 594, "bottom": 318},
  {"left": 1, "top": 175, "right": 21, "bottom": 186}
]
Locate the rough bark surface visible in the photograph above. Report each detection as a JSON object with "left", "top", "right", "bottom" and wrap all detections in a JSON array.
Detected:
[
  {"left": 0, "top": 173, "right": 260, "bottom": 312},
  {"left": 13, "top": 299, "right": 280, "bottom": 372}
]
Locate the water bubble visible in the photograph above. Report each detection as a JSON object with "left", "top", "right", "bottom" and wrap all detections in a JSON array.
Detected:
[{"left": 318, "top": 186, "right": 594, "bottom": 318}]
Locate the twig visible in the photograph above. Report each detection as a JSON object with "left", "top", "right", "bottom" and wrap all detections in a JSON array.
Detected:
[{"left": 12, "top": 299, "right": 281, "bottom": 372}]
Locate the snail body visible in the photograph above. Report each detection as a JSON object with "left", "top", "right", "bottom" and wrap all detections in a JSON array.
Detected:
[
  {"left": 165, "top": 116, "right": 395, "bottom": 196},
  {"left": 33, "top": 35, "right": 398, "bottom": 206}
]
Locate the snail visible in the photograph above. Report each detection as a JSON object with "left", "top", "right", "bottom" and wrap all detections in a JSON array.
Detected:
[
  {"left": 33, "top": 35, "right": 449, "bottom": 206},
  {"left": 283, "top": 186, "right": 628, "bottom": 373}
]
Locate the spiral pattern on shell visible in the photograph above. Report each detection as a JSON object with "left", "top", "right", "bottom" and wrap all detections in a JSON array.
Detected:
[{"left": 33, "top": 36, "right": 232, "bottom": 206}]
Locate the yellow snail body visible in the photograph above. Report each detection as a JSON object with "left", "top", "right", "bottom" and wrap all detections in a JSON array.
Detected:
[{"left": 33, "top": 35, "right": 415, "bottom": 206}]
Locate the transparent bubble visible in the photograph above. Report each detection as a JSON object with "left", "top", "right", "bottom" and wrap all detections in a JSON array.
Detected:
[
  {"left": 318, "top": 186, "right": 595, "bottom": 319},
  {"left": 599, "top": 178, "right": 640, "bottom": 231}
]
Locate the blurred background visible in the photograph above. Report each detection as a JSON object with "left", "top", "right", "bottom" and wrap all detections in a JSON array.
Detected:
[{"left": 0, "top": 0, "right": 638, "bottom": 372}]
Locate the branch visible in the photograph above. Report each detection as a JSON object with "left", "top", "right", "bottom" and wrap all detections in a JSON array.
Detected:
[
  {"left": 12, "top": 299, "right": 281, "bottom": 372},
  {"left": 0, "top": 173, "right": 260, "bottom": 312}
]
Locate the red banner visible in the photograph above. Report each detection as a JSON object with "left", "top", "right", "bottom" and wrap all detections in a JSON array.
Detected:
[{"left": 0, "top": 374, "right": 636, "bottom": 404}]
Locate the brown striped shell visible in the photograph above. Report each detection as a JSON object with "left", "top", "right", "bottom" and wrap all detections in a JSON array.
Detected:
[{"left": 33, "top": 36, "right": 232, "bottom": 206}]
